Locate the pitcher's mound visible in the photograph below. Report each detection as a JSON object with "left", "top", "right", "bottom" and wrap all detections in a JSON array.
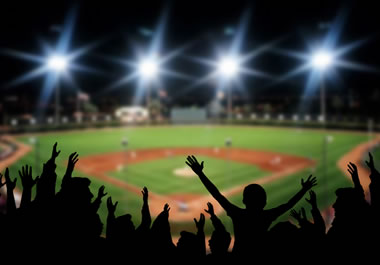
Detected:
[{"left": 173, "top": 166, "right": 197, "bottom": 178}]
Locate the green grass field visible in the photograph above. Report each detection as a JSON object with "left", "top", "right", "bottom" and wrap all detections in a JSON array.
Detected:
[
  {"left": 7, "top": 125, "right": 371, "bottom": 235},
  {"left": 110, "top": 156, "right": 269, "bottom": 194}
]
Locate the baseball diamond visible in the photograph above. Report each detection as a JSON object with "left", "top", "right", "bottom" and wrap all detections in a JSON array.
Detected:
[{"left": 1, "top": 125, "right": 378, "bottom": 235}]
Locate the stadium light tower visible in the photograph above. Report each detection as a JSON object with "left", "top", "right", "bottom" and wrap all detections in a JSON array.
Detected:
[
  {"left": 46, "top": 54, "right": 69, "bottom": 124},
  {"left": 217, "top": 56, "right": 239, "bottom": 120},
  {"left": 311, "top": 50, "right": 333, "bottom": 219}
]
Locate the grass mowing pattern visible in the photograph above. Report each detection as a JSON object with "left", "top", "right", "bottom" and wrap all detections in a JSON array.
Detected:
[{"left": 7, "top": 126, "right": 369, "bottom": 235}]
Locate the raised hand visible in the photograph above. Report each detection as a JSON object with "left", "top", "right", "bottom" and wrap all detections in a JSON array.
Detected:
[
  {"left": 347, "top": 162, "right": 359, "bottom": 181},
  {"left": 97, "top": 185, "right": 107, "bottom": 199},
  {"left": 365, "top": 152, "right": 375, "bottom": 171},
  {"left": 290, "top": 207, "right": 308, "bottom": 226},
  {"left": 194, "top": 213, "right": 205, "bottom": 231},
  {"left": 4, "top": 168, "right": 17, "bottom": 213},
  {"left": 305, "top": 190, "right": 317, "bottom": 207},
  {"left": 164, "top": 203, "right": 170, "bottom": 213},
  {"left": 204, "top": 202, "right": 215, "bottom": 216},
  {"left": 142, "top": 186, "right": 149, "bottom": 202},
  {"left": 19, "top": 165, "right": 39, "bottom": 189},
  {"left": 67, "top": 152, "right": 79, "bottom": 174},
  {"left": 366, "top": 152, "right": 379, "bottom": 183},
  {"left": 5, "top": 168, "right": 17, "bottom": 191},
  {"left": 51, "top": 142, "right": 61, "bottom": 159},
  {"left": 290, "top": 209, "right": 302, "bottom": 223},
  {"left": 301, "top": 175, "right": 317, "bottom": 191},
  {"left": 107, "top": 197, "right": 118, "bottom": 215},
  {"left": 186, "top": 155, "right": 204, "bottom": 175}
]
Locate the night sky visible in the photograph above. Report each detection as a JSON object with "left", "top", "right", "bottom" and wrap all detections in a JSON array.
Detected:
[{"left": 0, "top": 0, "right": 379, "bottom": 110}]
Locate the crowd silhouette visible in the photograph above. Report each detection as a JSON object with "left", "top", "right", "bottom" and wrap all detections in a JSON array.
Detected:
[{"left": 0, "top": 142, "right": 379, "bottom": 262}]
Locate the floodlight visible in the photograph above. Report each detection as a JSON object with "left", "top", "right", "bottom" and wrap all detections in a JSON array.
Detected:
[
  {"left": 138, "top": 59, "right": 158, "bottom": 78},
  {"left": 47, "top": 55, "right": 68, "bottom": 72},
  {"left": 218, "top": 57, "right": 238, "bottom": 77},
  {"left": 311, "top": 51, "right": 332, "bottom": 70}
]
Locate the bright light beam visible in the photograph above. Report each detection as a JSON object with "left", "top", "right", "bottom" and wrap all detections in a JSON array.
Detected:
[
  {"left": 47, "top": 54, "right": 68, "bottom": 72},
  {"left": 218, "top": 56, "right": 239, "bottom": 78},
  {"left": 138, "top": 58, "right": 158, "bottom": 79},
  {"left": 311, "top": 51, "right": 333, "bottom": 70},
  {"left": 272, "top": 7, "right": 378, "bottom": 100},
  {"left": 1, "top": 6, "right": 99, "bottom": 120}
]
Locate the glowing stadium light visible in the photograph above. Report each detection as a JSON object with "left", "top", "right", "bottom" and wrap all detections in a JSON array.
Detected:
[
  {"left": 311, "top": 51, "right": 333, "bottom": 70},
  {"left": 47, "top": 55, "right": 68, "bottom": 72},
  {"left": 218, "top": 57, "right": 239, "bottom": 78},
  {"left": 138, "top": 58, "right": 158, "bottom": 79},
  {"left": 1, "top": 7, "right": 99, "bottom": 124}
]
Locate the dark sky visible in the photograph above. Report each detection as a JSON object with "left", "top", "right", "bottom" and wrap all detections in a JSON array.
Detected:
[{"left": 0, "top": 0, "right": 379, "bottom": 107}]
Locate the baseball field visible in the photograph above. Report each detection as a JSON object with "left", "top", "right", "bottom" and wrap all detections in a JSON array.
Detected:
[{"left": 4, "top": 125, "right": 377, "bottom": 235}]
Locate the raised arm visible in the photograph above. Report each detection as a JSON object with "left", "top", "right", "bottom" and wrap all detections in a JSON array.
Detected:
[
  {"left": 91, "top": 185, "right": 107, "bottom": 213},
  {"left": 347, "top": 162, "right": 365, "bottom": 196},
  {"left": 106, "top": 197, "right": 118, "bottom": 240},
  {"left": 5, "top": 168, "right": 17, "bottom": 214},
  {"left": 290, "top": 207, "right": 310, "bottom": 228},
  {"left": 186, "top": 155, "right": 236, "bottom": 212},
  {"left": 151, "top": 203, "right": 175, "bottom": 252},
  {"left": 272, "top": 175, "right": 317, "bottom": 217},
  {"left": 205, "top": 202, "right": 228, "bottom": 232},
  {"left": 305, "top": 190, "right": 326, "bottom": 235},
  {"left": 62, "top": 152, "right": 79, "bottom": 189},
  {"left": 194, "top": 213, "right": 206, "bottom": 256},
  {"left": 36, "top": 142, "right": 60, "bottom": 201},
  {"left": 19, "top": 165, "right": 39, "bottom": 209},
  {"left": 137, "top": 186, "right": 151, "bottom": 232}
]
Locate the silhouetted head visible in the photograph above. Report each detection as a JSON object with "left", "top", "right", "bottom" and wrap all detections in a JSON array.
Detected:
[
  {"left": 177, "top": 231, "right": 198, "bottom": 254},
  {"left": 242, "top": 184, "right": 267, "bottom": 210},
  {"left": 115, "top": 214, "right": 135, "bottom": 235},
  {"left": 209, "top": 230, "right": 231, "bottom": 255},
  {"left": 333, "top": 187, "right": 367, "bottom": 217},
  {"left": 63, "top": 177, "right": 94, "bottom": 205}
]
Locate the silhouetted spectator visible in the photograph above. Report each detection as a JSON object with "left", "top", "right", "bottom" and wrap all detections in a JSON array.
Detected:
[
  {"left": 327, "top": 162, "right": 372, "bottom": 257},
  {"left": 150, "top": 203, "right": 176, "bottom": 258},
  {"left": 204, "top": 202, "right": 231, "bottom": 262},
  {"left": 176, "top": 213, "right": 206, "bottom": 261},
  {"left": 186, "top": 155, "right": 317, "bottom": 256}
]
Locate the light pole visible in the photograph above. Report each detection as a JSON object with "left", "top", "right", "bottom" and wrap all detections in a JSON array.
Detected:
[
  {"left": 55, "top": 80, "right": 60, "bottom": 124},
  {"left": 47, "top": 55, "right": 68, "bottom": 124},
  {"left": 218, "top": 56, "right": 239, "bottom": 120},
  {"left": 311, "top": 50, "right": 332, "bottom": 222}
]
